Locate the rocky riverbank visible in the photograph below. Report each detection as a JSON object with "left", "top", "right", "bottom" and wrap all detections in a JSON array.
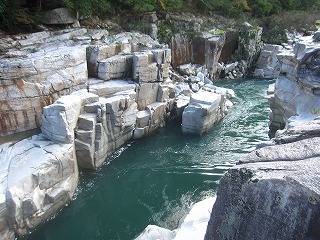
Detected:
[
  {"left": 0, "top": 24, "right": 239, "bottom": 238},
  {"left": 0, "top": 7, "right": 318, "bottom": 238},
  {"left": 204, "top": 30, "right": 320, "bottom": 239}
]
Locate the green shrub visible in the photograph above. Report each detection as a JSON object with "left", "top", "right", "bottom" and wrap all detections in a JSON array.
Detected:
[
  {"left": 0, "top": 0, "right": 19, "bottom": 31},
  {"left": 63, "top": 0, "right": 111, "bottom": 16}
]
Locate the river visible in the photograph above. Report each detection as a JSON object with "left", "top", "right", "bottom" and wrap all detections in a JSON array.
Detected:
[{"left": 21, "top": 78, "right": 273, "bottom": 240}]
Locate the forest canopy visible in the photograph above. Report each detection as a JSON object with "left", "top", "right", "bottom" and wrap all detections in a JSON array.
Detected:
[{"left": 0, "top": 0, "right": 320, "bottom": 32}]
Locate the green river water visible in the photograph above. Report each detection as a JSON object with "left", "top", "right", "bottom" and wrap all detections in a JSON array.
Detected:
[{"left": 22, "top": 78, "right": 273, "bottom": 240}]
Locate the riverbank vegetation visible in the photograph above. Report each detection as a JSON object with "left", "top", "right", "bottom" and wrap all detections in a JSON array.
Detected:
[{"left": 0, "top": 0, "right": 319, "bottom": 43}]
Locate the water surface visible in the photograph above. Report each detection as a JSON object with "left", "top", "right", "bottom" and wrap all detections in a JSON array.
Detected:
[{"left": 22, "top": 78, "right": 273, "bottom": 240}]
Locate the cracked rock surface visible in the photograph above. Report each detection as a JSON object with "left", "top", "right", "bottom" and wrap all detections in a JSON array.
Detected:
[
  {"left": 205, "top": 117, "right": 320, "bottom": 240},
  {"left": 0, "top": 134, "right": 78, "bottom": 239}
]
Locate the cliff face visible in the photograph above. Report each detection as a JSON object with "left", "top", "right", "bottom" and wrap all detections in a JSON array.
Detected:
[{"left": 205, "top": 32, "right": 320, "bottom": 240}]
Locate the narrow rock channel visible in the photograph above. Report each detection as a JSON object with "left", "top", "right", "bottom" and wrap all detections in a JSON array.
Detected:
[{"left": 21, "top": 78, "right": 272, "bottom": 240}]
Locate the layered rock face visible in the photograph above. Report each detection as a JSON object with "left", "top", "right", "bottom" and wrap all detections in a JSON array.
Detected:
[
  {"left": 170, "top": 18, "right": 262, "bottom": 80},
  {"left": 267, "top": 35, "right": 320, "bottom": 134},
  {"left": 0, "top": 28, "right": 89, "bottom": 136},
  {"left": 205, "top": 117, "right": 320, "bottom": 240}
]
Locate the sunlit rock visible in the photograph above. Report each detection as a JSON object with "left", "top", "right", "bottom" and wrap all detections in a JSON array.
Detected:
[
  {"left": 0, "top": 134, "right": 78, "bottom": 237},
  {"left": 182, "top": 91, "right": 226, "bottom": 135},
  {"left": 268, "top": 32, "right": 320, "bottom": 134},
  {"left": 41, "top": 95, "right": 82, "bottom": 143},
  {"left": 135, "top": 197, "right": 216, "bottom": 240},
  {"left": 253, "top": 44, "right": 283, "bottom": 79}
]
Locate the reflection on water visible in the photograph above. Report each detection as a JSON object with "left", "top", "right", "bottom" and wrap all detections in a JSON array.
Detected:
[{"left": 21, "top": 78, "right": 273, "bottom": 240}]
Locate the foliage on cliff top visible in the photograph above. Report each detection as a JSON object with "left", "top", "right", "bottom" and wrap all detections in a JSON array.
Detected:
[{"left": 0, "top": 0, "right": 320, "bottom": 34}]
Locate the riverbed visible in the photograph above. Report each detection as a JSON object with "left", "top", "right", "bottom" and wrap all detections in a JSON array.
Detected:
[{"left": 21, "top": 78, "right": 273, "bottom": 240}]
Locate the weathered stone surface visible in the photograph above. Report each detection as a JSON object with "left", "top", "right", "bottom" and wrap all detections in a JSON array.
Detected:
[
  {"left": 205, "top": 119, "right": 320, "bottom": 240},
  {"left": 253, "top": 44, "right": 283, "bottom": 79},
  {"left": 86, "top": 44, "right": 121, "bottom": 78},
  {"left": 171, "top": 34, "right": 192, "bottom": 68},
  {"left": 42, "top": 7, "right": 78, "bottom": 25},
  {"left": 132, "top": 49, "right": 170, "bottom": 83},
  {"left": 41, "top": 95, "right": 82, "bottom": 143},
  {"left": 268, "top": 33, "right": 320, "bottom": 135},
  {"left": 146, "top": 102, "right": 167, "bottom": 133},
  {"left": 136, "top": 83, "right": 159, "bottom": 110},
  {"left": 219, "top": 29, "right": 239, "bottom": 63},
  {"left": 136, "top": 110, "right": 150, "bottom": 128},
  {"left": 74, "top": 90, "right": 138, "bottom": 168},
  {"left": 98, "top": 55, "right": 133, "bottom": 80},
  {"left": 75, "top": 113, "right": 97, "bottom": 169},
  {"left": 237, "top": 24, "right": 263, "bottom": 70},
  {"left": 182, "top": 91, "right": 226, "bottom": 135},
  {"left": 88, "top": 79, "right": 136, "bottom": 97},
  {"left": 191, "top": 31, "right": 226, "bottom": 79},
  {"left": 0, "top": 134, "right": 78, "bottom": 237},
  {"left": 0, "top": 38, "right": 88, "bottom": 136}
]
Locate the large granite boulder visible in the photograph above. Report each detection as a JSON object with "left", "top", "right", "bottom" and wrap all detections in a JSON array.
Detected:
[
  {"left": 0, "top": 134, "right": 78, "bottom": 238},
  {"left": 205, "top": 117, "right": 320, "bottom": 240},
  {"left": 76, "top": 90, "right": 138, "bottom": 169},
  {"left": 41, "top": 95, "right": 82, "bottom": 143},
  {"left": 181, "top": 91, "right": 226, "bottom": 135}
]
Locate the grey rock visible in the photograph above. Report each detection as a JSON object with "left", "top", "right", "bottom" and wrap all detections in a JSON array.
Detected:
[
  {"left": 182, "top": 91, "right": 226, "bottom": 135},
  {"left": 205, "top": 120, "right": 320, "bottom": 239},
  {"left": 313, "top": 30, "right": 320, "bottom": 42},
  {"left": 43, "top": 8, "right": 78, "bottom": 25},
  {"left": 41, "top": 95, "right": 82, "bottom": 143},
  {"left": 98, "top": 55, "right": 133, "bottom": 80},
  {"left": 0, "top": 134, "right": 78, "bottom": 237}
]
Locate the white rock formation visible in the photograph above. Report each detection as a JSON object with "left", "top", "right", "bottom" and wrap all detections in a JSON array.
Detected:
[
  {"left": 182, "top": 91, "right": 227, "bottom": 135},
  {"left": 0, "top": 29, "right": 89, "bottom": 136},
  {"left": 253, "top": 44, "right": 284, "bottom": 79},
  {"left": 41, "top": 95, "right": 82, "bottom": 143},
  {"left": 135, "top": 197, "right": 216, "bottom": 240},
  {"left": 268, "top": 33, "right": 320, "bottom": 135},
  {"left": 0, "top": 134, "right": 78, "bottom": 238}
]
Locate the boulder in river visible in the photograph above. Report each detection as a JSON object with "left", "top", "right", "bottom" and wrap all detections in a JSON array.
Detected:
[{"left": 181, "top": 90, "right": 226, "bottom": 135}]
